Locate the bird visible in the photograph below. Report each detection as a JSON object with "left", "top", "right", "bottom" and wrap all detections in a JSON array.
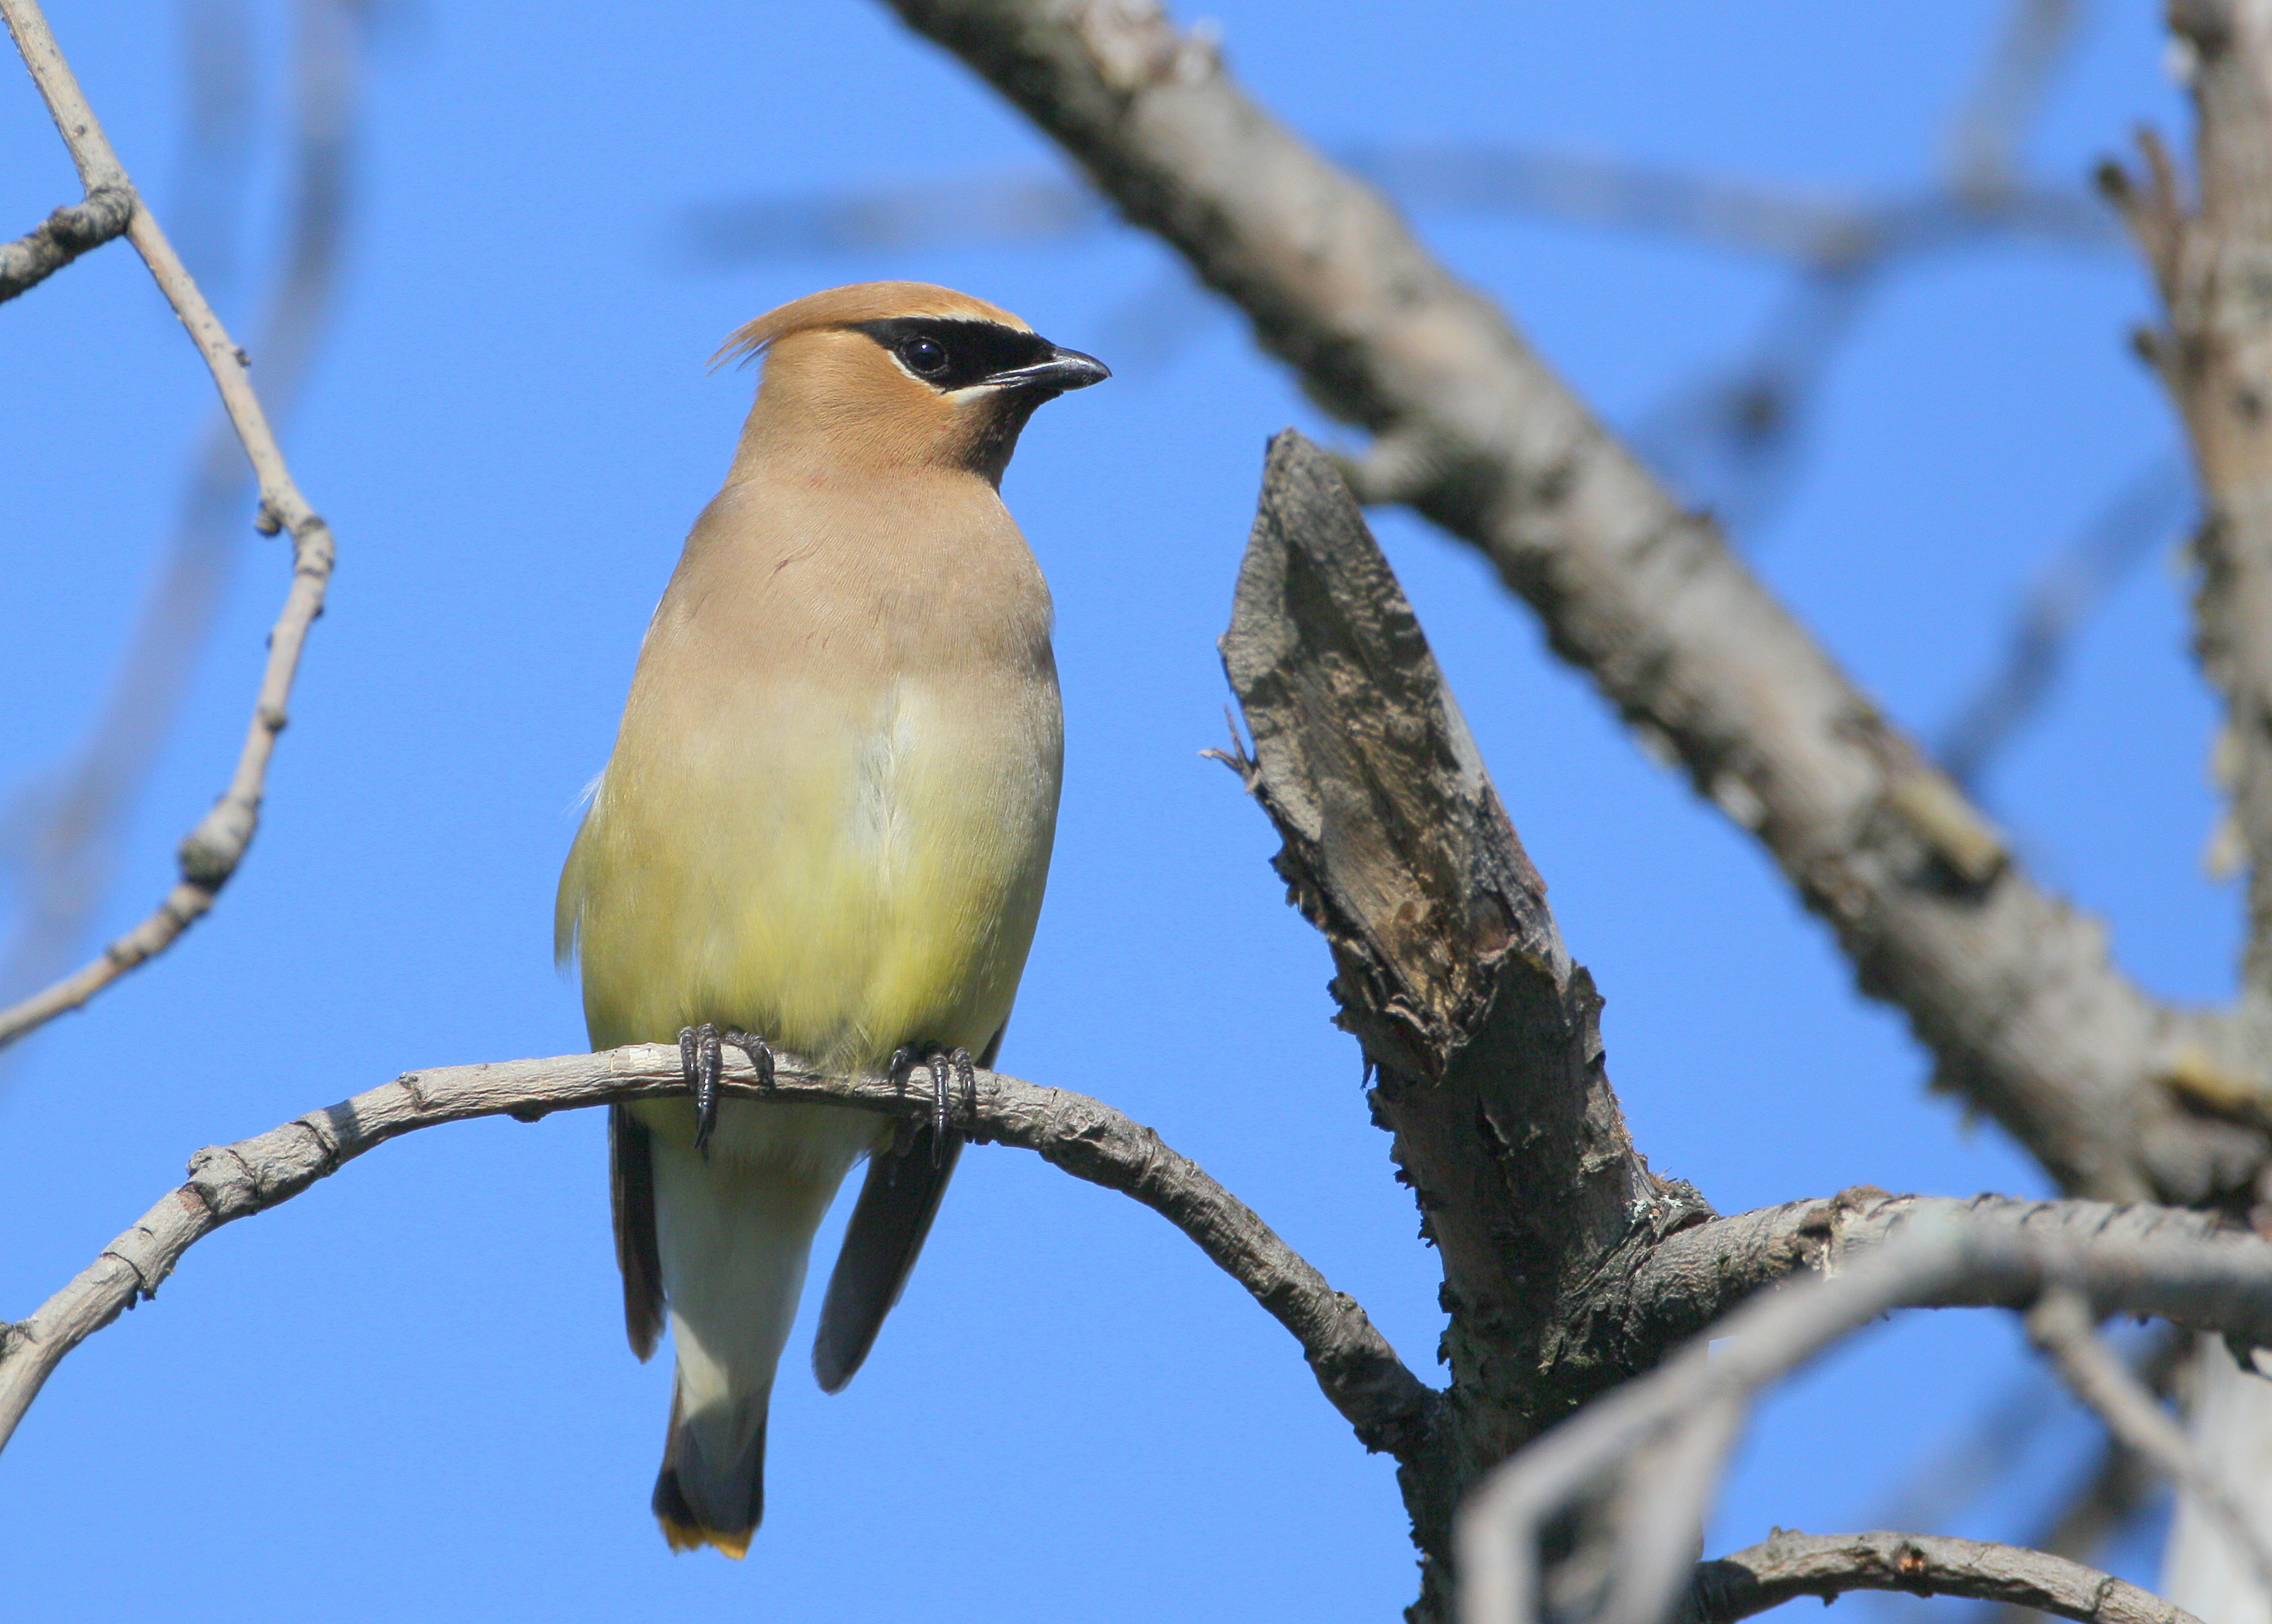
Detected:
[{"left": 555, "top": 282, "right": 1106, "bottom": 1557}]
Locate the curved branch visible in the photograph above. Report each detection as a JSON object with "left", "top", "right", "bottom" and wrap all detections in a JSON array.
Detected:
[
  {"left": 0, "top": 0, "right": 339, "bottom": 1050},
  {"left": 1684, "top": 1529, "right": 2198, "bottom": 1624},
  {"left": 0, "top": 1044, "right": 1436, "bottom": 1459}
]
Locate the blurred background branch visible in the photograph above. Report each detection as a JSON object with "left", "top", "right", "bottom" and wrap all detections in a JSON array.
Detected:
[{"left": 680, "top": 0, "right": 2162, "bottom": 802}]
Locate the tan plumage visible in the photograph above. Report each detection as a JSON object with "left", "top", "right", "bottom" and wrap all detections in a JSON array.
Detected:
[{"left": 556, "top": 282, "right": 1105, "bottom": 1555}]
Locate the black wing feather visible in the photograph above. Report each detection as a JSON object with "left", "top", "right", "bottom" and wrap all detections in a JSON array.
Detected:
[
  {"left": 810, "top": 1024, "right": 1001, "bottom": 1392},
  {"left": 610, "top": 1102, "right": 666, "bottom": 1361},
  {"left": 811, "top": 1126, "right": 961, "bottom": 1393}
]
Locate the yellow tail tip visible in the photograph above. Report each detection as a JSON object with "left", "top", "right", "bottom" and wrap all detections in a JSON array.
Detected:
[{"left": 660, "top": 1516, "right": 750, "bottom": 1559}]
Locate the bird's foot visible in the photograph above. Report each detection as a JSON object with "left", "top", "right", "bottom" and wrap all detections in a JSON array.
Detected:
[
  {"left": 723, "top": 1030, "right": 775, "bottom": 1092},
  {"left": 679, "top": 1024, "right": 774, "bottom": 1157},
  {"left": 887, "top": 1042, "right": 977, "bottom": 1164}
]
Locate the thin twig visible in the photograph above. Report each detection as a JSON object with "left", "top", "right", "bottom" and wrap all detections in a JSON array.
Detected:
[
  {"left": 684, "top": 149, "right": 2112, "bottom": 270},
  {"left": 0, "top": 0, "right": 338, "bottom": 1051},
  {"left": 0, "top": 0, "right": 363, "bottom": 1040},
  {"left": 1682, "top": 1528, "right": 2198, "bottom": 1624},
  {"left": 2026, "top": 1287, "right": 2272, "bottom": 1596},
  {"left": 1938, "top": 455, "right": 2194, "bottom": 789},
  {"left": 0, "top": 183, "right": 131, "bottom": 301},
  {"left": 0, "top": 1044, "right": 1437, "bottom": 1460},
  {"left": 1877, "top": 1328, "right": 2181, "bottom": 1621},
  {"left": 1946, "top": 0, "right": 2085, "bottom": 197}
]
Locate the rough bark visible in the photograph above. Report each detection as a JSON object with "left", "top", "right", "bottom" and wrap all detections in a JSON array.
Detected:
[
  {"left": 1458, "top": 1217, "right": 2260, "bottom": 1624},
  {"left": 1220, "top": 430, "right": 1710, "bottom": 1615}
]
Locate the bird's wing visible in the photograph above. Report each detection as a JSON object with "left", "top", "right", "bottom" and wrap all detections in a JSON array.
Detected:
[
  {"left": 610, "top": 1102, "right": 667, "bottom": 1360},
  {"left": 809, "top": 1026, "right": 1004, "bottom": 1393},
  {"left": 810, "top": 1127, "right": 962, "bottom": 1394}
]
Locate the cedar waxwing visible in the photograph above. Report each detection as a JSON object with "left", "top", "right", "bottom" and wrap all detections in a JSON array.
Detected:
[{"left": 555, "top": 282, "right": 1106, "bottom": 1556}]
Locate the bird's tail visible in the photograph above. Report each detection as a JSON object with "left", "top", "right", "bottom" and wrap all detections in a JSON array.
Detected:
[
  {"left": 645, "top": 1117, "right": 857, "bottom": 1557},
  {"left": 653, "top": 1384, "right": 767, "bottom": 1557}
]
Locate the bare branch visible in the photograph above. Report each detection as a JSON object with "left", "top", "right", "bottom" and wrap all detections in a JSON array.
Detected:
[
  {"left": 1874, "top": 1326, "right": 2179, "bottom": 1601},
  {"left": 1938, "top": 455, "right": 2194, "bottom": 789},
  {"left": 0, "top": 183, "right": 130, "bottom": 301},
  {"left": 2101, "top": 2, "right": 2272, "bottom": 1000},
  {"left": 1571, "top": 1186, "right": 2272, "bottom": 1371},
  {"left": 2027, "top": 1287, "right": 2272, "bottom": 1596},
  {"left": 1455, "top": 1211, "right": 2272, "bottom": 1624},
  {"left": 1683, "top": 1529, "right": 2198, "bottom": 1624},
  {"left": 880, "top": 0, "right": 2257, "bottom": 1206},
  {"left": 1974, "top": 1441, "right": 2163, "bottom": 1624},
  {"left": 684, "top": 148, "right": 2112, "bottom": 269},
  {"left": 0, "top": 1044, "right": 1435, "bottom": 1461},
  {"left": 0, "top": 0, "right": 363, "bottom": 1040},
  {"left": 0, "top": 0, "right": 339, "bottom": 1050}
]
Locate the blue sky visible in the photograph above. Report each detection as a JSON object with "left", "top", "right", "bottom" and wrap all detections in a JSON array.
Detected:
[{"left": 0, "top": 2, "right": 2226, "bottom": 1618}]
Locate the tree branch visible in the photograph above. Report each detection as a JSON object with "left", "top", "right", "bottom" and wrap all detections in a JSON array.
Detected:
[
  {"left": 0, "top": 1044, "right": 1436, "bottom": 1461},
  {"left": 1, "top": 0, "right": 364, "bottom": 1046},
  {"left": 0, "top": 0, "right": 338, "bottom": 1050},
  {"left": 0, "top": 183, "right": 130, "bottom": 301},
  {"left": 1558, "top": 1185, "right": 2272, "bottom": 1382},
  {"left": 2100, "top": 2, "right": 2272, "bottom": 1002},
  {"left": 880, "top": 0, "right": 2255, "bottom": 1206},
  {"left": 2027, "top": 1287, "right": 2272, "bottom": 1596},
  {"left": 1682, "top": 1529, "right": 2199, "bottom": 1624},
  {"left": 1216, "top": 431, "right": 1708, "bottom": 1612},
  {"left": 1455, "top": 1212, "right": 2272, "bottom": 1624}
]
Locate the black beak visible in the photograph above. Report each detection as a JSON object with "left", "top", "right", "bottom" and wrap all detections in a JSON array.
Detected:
[{"left": 993, "top": 345, "right": 1111, "bottom": 394}]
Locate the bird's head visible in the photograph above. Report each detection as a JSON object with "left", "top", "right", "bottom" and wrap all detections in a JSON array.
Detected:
[{"left": 716, "top": 282, "right": 1109, "bottom": 486}]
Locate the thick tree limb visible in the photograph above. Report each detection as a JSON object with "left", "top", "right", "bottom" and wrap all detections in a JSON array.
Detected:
[
  {"left": 0, "top": 0, "right": 337, "bottom": 1050},
  {"left": 0, "top": 183, "right": 130, "bottom": 301},
  {"left": 1218, "top": 431, "right": 1707, "bottom": 1612},
  {"left": 1682, "top": 1529, "right": 2198, "bottom": 1624},
  {"left": 0, "top": 1044, "right": 1437, "bottom": 1461},
  {"left": 880, "top": 0, "right": 2256, "bottom": 1205},
  {"left": 1558, "top": 1185, "right": 2272, "bottom": 1381}
]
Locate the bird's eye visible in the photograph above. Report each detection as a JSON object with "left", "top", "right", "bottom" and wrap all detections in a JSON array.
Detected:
[{"left": 900, "top": 337, "right": 948, "bottom": 377}]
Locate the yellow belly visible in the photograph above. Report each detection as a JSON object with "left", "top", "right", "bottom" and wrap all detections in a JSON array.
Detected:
[{"left": 559, "top": 670, "right": 1061, "bottom": 1083}]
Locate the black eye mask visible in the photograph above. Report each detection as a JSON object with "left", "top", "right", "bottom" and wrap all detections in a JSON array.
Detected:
[{"left": 849, "top": 316, "right": 1056, "bottom": 393}]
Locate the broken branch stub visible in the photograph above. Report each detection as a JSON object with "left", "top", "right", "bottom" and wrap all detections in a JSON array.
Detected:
[{"left": 1219, "top": 429, "right": 1704, "bottom": 1609}]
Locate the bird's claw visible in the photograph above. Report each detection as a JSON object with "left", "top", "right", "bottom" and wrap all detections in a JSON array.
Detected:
[
  {"left": 723, "top": 1029, "right": 775, "bottom": 1092},
  {"left": 679, "top": 1024, "right": 773, "bottom": 1157},
  {"left": 886, "top": 1041, "right": 976, "bottom": 1165},
  {"left": 679, "top": 1024, "right": 723, "bottom": 1157}
]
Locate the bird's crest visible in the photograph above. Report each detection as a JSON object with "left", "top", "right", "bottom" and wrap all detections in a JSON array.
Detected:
[{"left": 709, "top": 281, "right": 1030, "bottom": 372}]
